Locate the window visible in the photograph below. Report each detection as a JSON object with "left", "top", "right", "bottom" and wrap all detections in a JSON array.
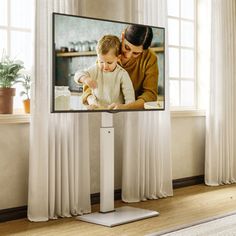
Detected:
[
  {"left": 167, "top": 0, "right": 197, "bottom": 109},
  {"left": 0, "top": 0, "right": 34, "bottom": 112}
]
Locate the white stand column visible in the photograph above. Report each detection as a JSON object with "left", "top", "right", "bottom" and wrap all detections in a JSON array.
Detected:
[
  {"left": 76, "top": 113, "right": 159, "bottom": 227},
  {"left": 100, "top": 113, "right": 114, "bottom": 213}
]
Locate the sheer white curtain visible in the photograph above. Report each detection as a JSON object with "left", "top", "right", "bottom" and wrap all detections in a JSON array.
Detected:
[
  {"left": 122, "top": 0, "right": 173, "bottom": 202},
  {"left": 205, "top": 0, "right": 236, "bottom": 185},
  {"left": 28, "top": 0, "right": 91, "bottom": 221}
]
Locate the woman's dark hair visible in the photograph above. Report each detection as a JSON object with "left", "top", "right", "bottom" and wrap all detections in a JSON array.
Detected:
[{"left": 124, "top": 25, "right": 153, "bottom": 50}]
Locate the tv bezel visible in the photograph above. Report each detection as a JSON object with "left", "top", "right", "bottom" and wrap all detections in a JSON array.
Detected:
[{"left": 52, "top": 12, "right": 165, "bottom": 113}]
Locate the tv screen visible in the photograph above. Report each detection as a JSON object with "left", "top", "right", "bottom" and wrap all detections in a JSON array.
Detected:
[{"left": 52, "top": 13, "right": 165, "bottom": 112}]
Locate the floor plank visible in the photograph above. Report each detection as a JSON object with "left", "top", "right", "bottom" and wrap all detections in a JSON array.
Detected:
[{"left": 1, "top": 184, "right": 236, "bottom": 236}]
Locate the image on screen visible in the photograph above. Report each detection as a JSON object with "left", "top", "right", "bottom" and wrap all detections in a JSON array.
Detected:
[{"left": 52, "top": 13, "right": 165, "bottom": 112}]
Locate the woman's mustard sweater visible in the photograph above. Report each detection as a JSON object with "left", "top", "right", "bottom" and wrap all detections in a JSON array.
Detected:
[{"left": 122, "top": 48, "right": 158, "bottom": 102}]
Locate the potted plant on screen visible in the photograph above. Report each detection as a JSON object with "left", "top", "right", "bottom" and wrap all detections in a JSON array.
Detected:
[
  {"left": 19, "top": 74, "right": 31, "bottom": 113},
  {"left": 0, "top": 53, "right": 24, "bottom": 114}
]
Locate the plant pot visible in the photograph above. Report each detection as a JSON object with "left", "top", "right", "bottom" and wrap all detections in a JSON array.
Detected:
[
  {"left": 0, "top": 88, "right": 16, "bottom": 114},
  {"left": 23, "top": 99, "right": 30, "bottom": 113}
]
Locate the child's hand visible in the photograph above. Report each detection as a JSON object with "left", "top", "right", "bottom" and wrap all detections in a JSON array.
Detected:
[
  {"left": 87, "top": 104, "right": 99, "bottom": 110},
  {"left": 84, "top": 77, "right": 97, "bottom": 89},
  {"left": 108, "top": 103, "right": 126, "bottom": 110},
  {"left": 108, "top": 103, "right": 120, "bottom": 110}
]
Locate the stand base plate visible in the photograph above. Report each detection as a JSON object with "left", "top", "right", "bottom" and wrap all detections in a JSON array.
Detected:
[{"left": 76, "top": 206, "right": 159, "bottom": 227}]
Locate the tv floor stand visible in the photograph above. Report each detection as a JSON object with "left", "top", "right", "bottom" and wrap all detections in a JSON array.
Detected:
[{"left": 76, "top": 113, "right": 159, "bottom": 227}]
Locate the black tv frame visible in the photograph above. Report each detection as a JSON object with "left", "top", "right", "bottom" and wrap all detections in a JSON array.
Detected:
[{"left": 51, "top": 12, "right": 165, "bottom": 113}]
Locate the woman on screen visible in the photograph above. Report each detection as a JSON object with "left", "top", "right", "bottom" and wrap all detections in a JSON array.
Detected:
[
  {"left": 120, "top": 25, "right": 158, "bottom": 109},
  {"left": 82, "top": 24, "right": 158, "bottom": 110}
]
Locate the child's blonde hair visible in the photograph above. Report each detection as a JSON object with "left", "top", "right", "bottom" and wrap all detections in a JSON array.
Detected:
[{"left": 96, "top": 35, "right": 121, "bottom": 57}]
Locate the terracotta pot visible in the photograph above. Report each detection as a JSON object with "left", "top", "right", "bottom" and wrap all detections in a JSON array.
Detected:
[
  {"left": 23, "top": 99, "right": 30, "bottom": 113},
  {"left": 0, "top": 88, "right": 16, "bottom": 114}
]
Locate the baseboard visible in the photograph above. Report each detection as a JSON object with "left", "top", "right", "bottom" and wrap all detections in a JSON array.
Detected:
[
  {"left": 173, "top": 175, "right": 204, "bottom": 189},
  {"left": 90, "top": 175, "right": 205, "bottom": 204},
  {"left": 0, "top": 176, "right": 204, "bottom": 223},
  {"left": 91, "top": 189, "right": 121, "bottom": 205},
  {"left": 0, "top": 206, "right": 27, "bottom": 223},
  {"left": 0, "top": 191, "right": 121, "bottom": 223}
]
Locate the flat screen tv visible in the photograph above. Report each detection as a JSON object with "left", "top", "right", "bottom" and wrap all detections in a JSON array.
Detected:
[{"left": 52, "top": 13, "right": 165, "bottom": 113}]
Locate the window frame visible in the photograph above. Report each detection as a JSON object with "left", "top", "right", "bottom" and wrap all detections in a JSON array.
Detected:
[
  {"left": 0, "top": 0, "right": 33, "bottom": 114},
  {"left": 167, "top": 0, "right": 198, "bottom": 110}
]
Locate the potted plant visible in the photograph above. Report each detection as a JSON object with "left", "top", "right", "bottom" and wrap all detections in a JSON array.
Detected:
[
  {"left": 19, "top": 74, "right": 31, "bottom": 113},
  {"left": 0, "top": 53, "right": 24, "bottom": 114}
]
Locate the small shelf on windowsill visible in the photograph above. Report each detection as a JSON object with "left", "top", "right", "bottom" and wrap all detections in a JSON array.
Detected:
[{"left": 56, "top": 47, "right": 165, "bottom": 58}]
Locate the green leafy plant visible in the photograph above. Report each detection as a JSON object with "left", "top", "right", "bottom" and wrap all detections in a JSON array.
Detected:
[
  {"left": 19, "top": 74, "right": 31, "bottom": 100},
  {"left": 0, "top": 53, "right": 24, "bottom": 88}
]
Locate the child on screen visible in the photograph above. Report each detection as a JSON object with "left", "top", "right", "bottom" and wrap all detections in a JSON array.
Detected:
[{"left": 74, "top": 35, "right": 135, "bottom": 109}]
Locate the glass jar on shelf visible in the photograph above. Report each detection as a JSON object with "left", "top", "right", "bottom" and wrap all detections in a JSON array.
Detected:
[
  {"left": 69, "top": 41, "right": 76, "bottom": 52},
  {"left": 89, "top": 40, "right": 97, "bottom": 51},
  {"left": 75, "top": 41, "right": 82, "bottom": 51},
  {"left": 81, "top": 40, "right": 90, "bottom": 51}
]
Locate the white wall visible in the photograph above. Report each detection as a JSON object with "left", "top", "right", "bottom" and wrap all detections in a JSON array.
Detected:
[
  {"left": 80, "top": 0, "right": 133, "bottom": 22},
  {"left": 171, "top": 116, "right": 205, "bottom": 179},
  {"left": 0, "top": 123, "right": 29, "bottom": 209}
]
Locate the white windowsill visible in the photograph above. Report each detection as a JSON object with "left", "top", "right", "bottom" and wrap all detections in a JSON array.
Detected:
[
  {"left": 0, "top": 113, "right": 30, "bottom": 124},
  {"left": 0, "top": 109, "right": 206, "bottom": 124},
  {"left": 171, "top": 109, "right": 206, "bottom": 117}
]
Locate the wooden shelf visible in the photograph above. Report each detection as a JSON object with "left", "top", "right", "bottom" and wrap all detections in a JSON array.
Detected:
[
  {"left": 56, "top": 51, "right": 97, "bottom": 57},
  {"left": 56, "top": 47, "right": 164, "bottom": 58}
]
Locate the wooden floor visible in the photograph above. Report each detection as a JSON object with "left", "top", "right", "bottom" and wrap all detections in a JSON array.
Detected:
[{"left": 1, "top": 184, "right": 236, "bottom": 236}]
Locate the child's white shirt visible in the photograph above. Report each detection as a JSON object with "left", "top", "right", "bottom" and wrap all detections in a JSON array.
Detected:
[{"left": 74, "top": 64, "right": 135, "bottom": 107}]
